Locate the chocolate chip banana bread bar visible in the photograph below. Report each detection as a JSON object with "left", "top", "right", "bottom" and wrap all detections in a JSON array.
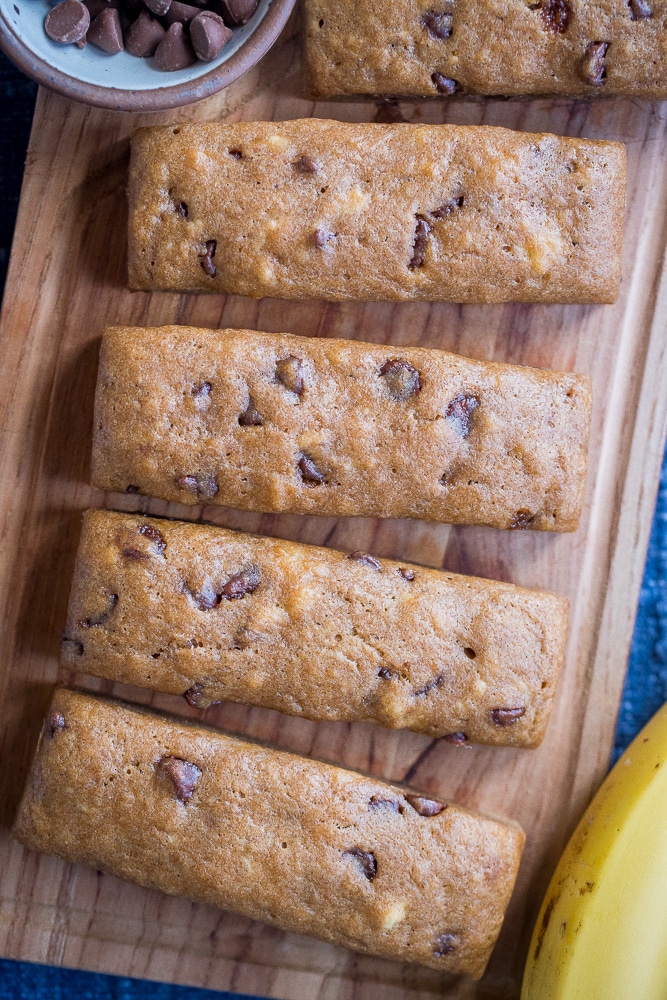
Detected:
[
  {"left": 305, "top": 0, "right": 667, "bottom": 99},
  {"left": 62, "top": 510, "right": 569, "bottom": 748},
  {"left": 92, "top": 326, "right": 593, "bottom": 532},
  {"left": 14, "top": 689, "right": 525, "bottom": 977},
  {"left": 128, "top": 119, "right": 625, "bottom": 304}
]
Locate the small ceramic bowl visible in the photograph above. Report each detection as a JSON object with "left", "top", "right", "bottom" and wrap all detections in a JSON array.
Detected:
[{"left": 0, "top": 0, "right": 295, "bottom": 110}]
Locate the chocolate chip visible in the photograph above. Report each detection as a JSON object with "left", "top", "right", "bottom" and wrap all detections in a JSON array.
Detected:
[
  {"left": 199, "top": 239, "right": 217, "bottom": 276},
  {"left": 369, "top": 796, "right": 401, "bottom": 812},
  {"left": 61, "top": 636, "right": 84, "bottom": 656},
  {"left": 122, "top": 547, "right": 145, "bottom": 560},
  {"left": 275, "top": 355, "right": 304, "bottom": 395},
  {"left": 124, "top": 526, "right": 165, "bottom": 559},
  {"left": 443, "top": 732, "right": 470, "bottom": 746},
  {"left": 218, "top": 0, "right": 258, "bottom": 25},
  {"left": 238, "top": 397, "right": 263, "bottom": 426},
  {"left": 154, "top": 21, "right": 196, "bottom": 70},
  {"left": 405, "top": 794, "right": 447, "bottom": 816},
  {"left": 45, "top": 0, "right": 244, "bottom": 65},
  {"left": 510, "top": 509, "right": 534, "bottom": 530},
  {"left": 175, "top": 200, "right": 189, "bottom": 217},
  {"left": 83, "top": 0, "right": 111, "bottom": 17},
  {"left": 184, "top": 683, "right": 205, "bottom": 706},
  {"left": 44, "top": 0, "right": 90, "bottom": 43},
  {"left": 444, "top": 392, "right": 479, "bottom": 437},
  {"left": 379, "top": 358, "right": 422, "bottom": 400},
  {"left": 298, "top": 453, "right": 325, "bottom": 485},
  {"left": 126, "top": 484, "right": 140, "bottom": 494},
  {"left": 124, "top": 11, "right": 165, "bottom": 57},
  {"left": 628, "top": 0, "right": 651, "bottom": 17},
  {"left": 184, "top": 565, "right": 259, "bottom": 608},
  {"left": 490, "top": 707, "right": 526, "bottom": 726},
  {"left": 463, "top": 647, "right": 476, "bottom": 659},
  {"left": 186, "top": 584, "right": 219, "bottom": 610},
  {"left": 343, "top": 848, "right": 377, "bottom": 881},
  {"left": 138, "top": 523, "right": 166, "bottom": 554},
  {"left": 374, "top": 99, "right": 408, "bottom": 123},
  {"left": 431, "top": 72, "right": 459, "bottom": 95},
  {"left": 430, "top": 195, "right": 464, "bottom": 218},
  {"left": 540, "top": 0, "right": 571, "bottom": 32},
  {"left": 175, "top": 472, "right": 219, "bottom": 500},
  {"left": 88, "top": 6, "right": 123, "bottom": 52},
  {"left": 347, "top": 551, "right": 382, "bottom": 571},
  {"left": 414, "top": 675, "right": 444, "bottom": 697},
  {"left": 167, "top": 0, "right": 200, "bottom": 22},
  {"left": 294, "top": 155, "right": 319, "bottom": 173},
  {"left": 192, "top": 380, "right": 211, "bottom": 398},
  {"left": 144, "top": 0, "right": 170, "bottom": 14},
  {"left": 47, "top": 711, "right": 66, "bottom": 736},
  {"left": 158, "top": 756, "right": 201, "bottom": 802},
  {"left": 421, "top": 8, "right": 454, "bottom": 39},
  {"left": 221, "top": 565, "right": 260, "bottom": 600},
  {"left": 312, "top": 228, "right": 333, "bottom": 247},
  {"left": 228, "top": 148, "right": 242, "bottom": 159},
  {"left": 408, "top": 215, "right": 431, "bottom": 269},
  {"left": 399, "top": 567, "right": 415, "bottom": 581},
  {"left": 190, "top": 10, "right": 232, "bottom": 60},
  {"left": 378, "top": 667, "right": 394, "bottom": 680},
  {"left": 580, "top": 41, "right": 609, "bottom": 85},
  {"left": 434, "top": 932, "right": 458, "bottom": 957},
  {"left": 79, "top": 593, "right": 118, "bottom": 629}
]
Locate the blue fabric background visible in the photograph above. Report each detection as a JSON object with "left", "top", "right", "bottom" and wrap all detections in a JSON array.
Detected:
[
  {"left": 613, "top": 457, "right": 667, "bottom": 759},
  {"left": 0, "top": 961, "right": 254, "bottom": 1000},
  {"left": 0, "top": 50, "right": 665, "bottom": 995}
]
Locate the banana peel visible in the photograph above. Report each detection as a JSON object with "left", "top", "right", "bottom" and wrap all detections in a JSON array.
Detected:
[{"left": 522, "top": 700, "right": 667, "bottom": 1000}]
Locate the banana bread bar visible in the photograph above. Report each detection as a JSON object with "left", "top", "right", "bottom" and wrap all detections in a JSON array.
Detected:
[
  {"left": 62, "top": 510, "right": 569, "bottom": 748},
  {"left": 14, "top": 689, "right": 525, "bottom": 978},
  {"left": 304, "top": 0, "right": 667, "bottom": 99},
  {"left": 92, "top": 326, "right": 593, "bottom": 532},
  {"left": 127, "top": 119, "right": 625, "bottom": 304}
]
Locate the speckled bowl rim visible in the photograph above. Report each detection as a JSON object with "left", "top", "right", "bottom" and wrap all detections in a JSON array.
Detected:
[{"left": 0, "top": 0, "right": 295, "bottom": 111}]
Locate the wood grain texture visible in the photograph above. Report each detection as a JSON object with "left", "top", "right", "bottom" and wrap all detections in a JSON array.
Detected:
[{"left": 2, "top": 14, "right": 667, "bottom": 999}]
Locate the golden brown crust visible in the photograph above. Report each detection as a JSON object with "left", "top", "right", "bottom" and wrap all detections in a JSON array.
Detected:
[
  {"left": 13, "top": 689, "right": 525, "bottom": 978},
  {"left": 304, "top": 0, "right": 667, "bottom": 99},
  {"left": 92, "top": 326, "right": 593, "bottom": 532},
  {"left": 62, "top": 510, "right": 570, "bottom": 747},
  {"left": 128, "top": 120, "right": 625, "bottom": 304}
]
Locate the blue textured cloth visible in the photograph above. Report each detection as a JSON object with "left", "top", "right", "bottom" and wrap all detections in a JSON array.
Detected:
[
  {"left": 1, "top": 48, "right": 666, "bottom": 998},
  {"left": 613, "top": 457, "right": 667, "bottom": 759},
  {"left": 0, "top": 960, "right": 255, "bottom": 1000}
]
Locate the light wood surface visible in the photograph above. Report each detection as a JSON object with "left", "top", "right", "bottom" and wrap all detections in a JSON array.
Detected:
[{"left": 2, "top": 15, "right": 667, "bottom": 999}]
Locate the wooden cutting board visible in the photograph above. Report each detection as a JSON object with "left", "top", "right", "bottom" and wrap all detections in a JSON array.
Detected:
[{"left": 2, "top": 15, "right": 667, "bottom": 999}]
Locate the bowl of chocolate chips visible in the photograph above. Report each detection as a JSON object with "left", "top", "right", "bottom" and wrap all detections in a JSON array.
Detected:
[{"left": 0, "top": 0, "right": 295, "bottom": 109}]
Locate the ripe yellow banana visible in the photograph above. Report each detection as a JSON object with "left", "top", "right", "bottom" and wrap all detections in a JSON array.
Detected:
[{"left": 521, "top": 700, "right": 667, "bottom": 1000}]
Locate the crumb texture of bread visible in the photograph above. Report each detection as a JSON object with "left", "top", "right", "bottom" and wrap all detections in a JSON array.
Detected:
[
  {"left": 13, "top": 689, "right": 525, "bottom": 978},
  {"left": 128, "top": 120, "right": 625, "bottom": 303},
  {"left": 92, "top": 326, "right": 593, "bottom": 531},
  {"left": 304, "top": 0, "right": 667, "bottom": 100},
  {"left": 62, "top": 510, "right": 570, "bottom": 747}
]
